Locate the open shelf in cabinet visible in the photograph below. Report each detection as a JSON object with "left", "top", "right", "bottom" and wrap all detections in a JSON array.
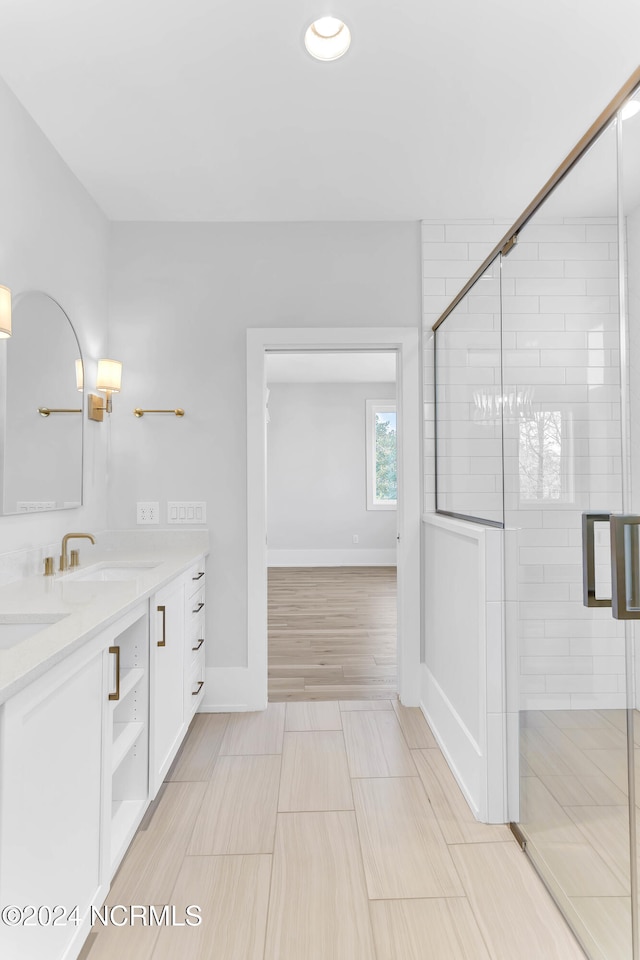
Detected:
[
  {"left": 111, "top": 667, "right": 145, "bottom": 709},
  {"left": 112, "top": 720, "right": 145, "bottom": 774},
  {"left": 107, "top": 609, "right": 149, "bottom": 874}
]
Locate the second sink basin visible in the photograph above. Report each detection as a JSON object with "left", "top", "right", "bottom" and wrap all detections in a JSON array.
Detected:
[
  {"left": 65, "top": 562, "right": 160, "bottom": 583},
  {"left": 0, "top": 616, "right": 68, "bottom": 650}
]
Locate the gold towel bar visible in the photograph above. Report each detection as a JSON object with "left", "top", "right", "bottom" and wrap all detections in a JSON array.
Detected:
[
  {"left": 134, "top": 408, "right": 185, "bottom": 417},
  {"left": 38, "top": 407, "right": 82, "bottom": 417}
]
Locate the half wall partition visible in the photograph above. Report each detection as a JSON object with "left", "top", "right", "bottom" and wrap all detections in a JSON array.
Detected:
[{"left": 433, "top": 72, "right": 640, "bottom": 960}]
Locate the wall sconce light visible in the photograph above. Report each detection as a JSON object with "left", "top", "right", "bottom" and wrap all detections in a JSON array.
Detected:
[
  {"left": 88, "top": 358, "right": 122, "bottom": 421},
  {"left": 75, "top": 358, "right": 84, "bottom": 392},
  {"left": 0, "top": 285, "right": 12, "bottom": 339}
]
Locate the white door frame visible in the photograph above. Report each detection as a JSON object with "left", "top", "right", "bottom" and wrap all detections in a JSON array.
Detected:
[{"left": 247, "top": 326, "right": 421, "bottom": 709}]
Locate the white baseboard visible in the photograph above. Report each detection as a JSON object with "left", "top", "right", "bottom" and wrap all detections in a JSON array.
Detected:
[
  {"left": 268, "top": 548, "right": 397, "bottom": 567},
  {"left": 420, "top": 664, "right": 484, "bottom": 821},
  {"left": 199, "top": 667, "right": 267, "bottom": 712}
]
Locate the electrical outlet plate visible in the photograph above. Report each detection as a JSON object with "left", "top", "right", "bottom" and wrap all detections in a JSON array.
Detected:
[
  {"left": 17, "top": 501, "right": 56, "bottom": 512},
  {"left": 137, "top": 501, "right": 160, "bottom": 524},
  {"left": 167, "top": 501, "right": 206, "bottom": 524}
]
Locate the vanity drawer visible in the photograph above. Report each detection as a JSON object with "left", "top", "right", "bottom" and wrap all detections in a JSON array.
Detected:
[
  {"left": 187, "top": 584, "right": 205, "bottom": 620},
  {"left": 186, "top": 563, "right": 206, "bottom": 600},
  {"left": 187, "top": 612, "right": 205, "bottom": 666},
  {"left": 186, "top": 650, "right": 205, "bottom": 716}
]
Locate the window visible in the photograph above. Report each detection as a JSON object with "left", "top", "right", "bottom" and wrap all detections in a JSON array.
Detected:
[{"left": 366, "top": 400, "right": 397, "bottom": 510}]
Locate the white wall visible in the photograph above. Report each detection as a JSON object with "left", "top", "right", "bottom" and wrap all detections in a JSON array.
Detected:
[
  {"left": 0, "top": 76, "right": 109, "bottom": 563},
  {"left": 107, "top": 222, "right": 421, "bottom": 671},
  {"left": 267, "top": 381, "right": 396, "bottom": 564}
]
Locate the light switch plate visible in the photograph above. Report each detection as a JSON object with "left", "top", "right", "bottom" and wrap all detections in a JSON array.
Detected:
[{"left": 167, "top": 501, "right": 207, "bottom": 524}]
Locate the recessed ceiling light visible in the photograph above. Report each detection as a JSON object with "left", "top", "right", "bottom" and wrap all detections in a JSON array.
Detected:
[
  {"left": 304, "top": 17, "right": 351, "bottom": 61},
  {"left": 621, "top": 99, "right": 640, "bottom": 120}
]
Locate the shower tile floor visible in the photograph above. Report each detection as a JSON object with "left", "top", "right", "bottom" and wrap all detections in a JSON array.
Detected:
[{"left": 520, "top": 708, "right": 640, "bottom": 960}]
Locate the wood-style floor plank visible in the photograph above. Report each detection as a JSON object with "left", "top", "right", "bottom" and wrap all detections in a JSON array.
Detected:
[
  {"left": 391, "top": 701, "right": 437, "bottom": 749},
  {"left": 278, "top": 732, "right": 353, "bottom": 812},
  {"left": 165, "top": 714, "right": 229, "bottom": 782},
  {"left": 151, "top": 855, "right": 272, "bottom": 960},
  {"left": 539, "top": 773, "right": 627, "bottom": 807},
  {"left": 565, "top": 804, "right": 632, "bottom": 890},
  {"left": 342, "top": 710, "right": 416, "bottom": 777},
  {"left": 86, "top": 913, "right": 162, "bottom": 960},
  {"left": 268, "top": 567, "right": 397, "bottom": 701},
  {"left": 569, "top": 896, "right": 631, "bottom": 960},
  {"left": 264, "top": 811, "right": 375, "bottom": 960},
  {"left": 188, "top": 755, "right": 281, "bottom": 855},
  {"left": 370, "top": 898, "right": 492, "bottom": 960},
  {"left": 533, "top": 841, "right": 627, "bottom": 897},
  {"left": 520, "top": 776, "right": 587, "bottom": 844},
  {"left": 103, "top": 782, "right": 207, "bottom": 905},
  {"left": 413, "top": 749, "right": 511, "bottom": 844},
  {"left": 219, "top": 702, "right": 285, "bottom": 755},
  {"left": 352, "top": 777, "right": 464, "bottom": 899},
  {"left": 340, "top": 699, "right": 394, "bottom": 711},
  {"left": 285, "top": 700, "right": 342, "bottom": 731},
  {"left": 451, "top": 842, "right": 587, "bottom": 960}
]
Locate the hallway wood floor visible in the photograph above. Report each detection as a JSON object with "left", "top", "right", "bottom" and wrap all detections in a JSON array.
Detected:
[
  {"left": 268, "top": 567, "right": 397, "bottom": 702},
  {"left": 81, "top": 701, "right": 585, "bottom": 960}
]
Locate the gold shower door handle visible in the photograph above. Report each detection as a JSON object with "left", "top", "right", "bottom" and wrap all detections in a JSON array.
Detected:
[
  {"left": 611, "top": 515, "right": 640, "bottom": 620},
  {"left": 581, "top": 512, "right": 612, "bottom": 608}
]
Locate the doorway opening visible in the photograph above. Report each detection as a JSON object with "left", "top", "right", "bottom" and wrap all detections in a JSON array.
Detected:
[
  {"left": 246, "top": 327, "right": 421, "bottom": 710},
  {"left": 265, "top": 350, "right": 398, "bottom": 702}
]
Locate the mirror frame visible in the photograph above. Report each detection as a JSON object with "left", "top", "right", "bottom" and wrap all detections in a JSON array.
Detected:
[{"left": 0, "top": 290, "right": 85, "bottom": 515}]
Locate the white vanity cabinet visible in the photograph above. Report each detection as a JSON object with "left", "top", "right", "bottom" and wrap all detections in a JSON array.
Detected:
[
  {"left": 102, "top": 605, "right": 150, "bottom": 875},
  {"left": 149, "top": 557, "right": 207, "bottom": 796},
  {"left": 149, "top": 578, "right": 185, "bottom": 797},
  {"left": 0, "top": 548, "right": 207, "bottom": 960},
  {"left": 184, "top": 564, "right": 206, "bottom": 718},
  {"left": 0, "top": 636, "right": 106, "bottom": 960}
]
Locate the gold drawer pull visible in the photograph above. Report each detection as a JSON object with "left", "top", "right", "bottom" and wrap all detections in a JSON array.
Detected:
[
  {"left": 192, "top": 680, "right": 204, "bottom": 696},
  {"left": 192, "top": 637, "right": 205, "bottom": 651},
  {"left": 192, "top": 601, "right": 204, "bottom": 614},
  {"left": 157, "top": 605, "right": 166, "bottom": 647},
  {"left": 108, "top": 645, "right": 120, "bottom": 701},
  {"left": 192, "top": 571, "right": 204, "bottom": 581}
]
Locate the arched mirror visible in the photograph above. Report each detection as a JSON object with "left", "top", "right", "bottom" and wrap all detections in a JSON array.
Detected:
[{"left": 0, "top": 291, "right": 84, "bottom": 514}]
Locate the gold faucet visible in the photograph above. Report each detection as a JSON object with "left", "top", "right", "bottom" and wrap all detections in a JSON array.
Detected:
[{"left": 60, "top": 533, "right": 96, "bottom": 572}]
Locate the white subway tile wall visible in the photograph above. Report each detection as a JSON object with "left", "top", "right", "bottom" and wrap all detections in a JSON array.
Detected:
[{"left": 423, "top": 217, "right": 626, "bottom": 712}]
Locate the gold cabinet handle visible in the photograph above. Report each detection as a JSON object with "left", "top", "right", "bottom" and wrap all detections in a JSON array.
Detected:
[
  {"left": 192, "top": 680, "right": 204, "bottom": 696},
  {"left": 192, "top": 601, "right": 204, "bottom": 614},
  {"left": 157, "top": 605, "right": 166, "bottom": 647},
  {"left": 108, "top": 645, "right": 120, "bottom": 701},
  {"left": 192, "top": 571, "right": 204, "bottom": 580},
  {"left": 192, "top": 637, "right": 205, "bottom": 651}
]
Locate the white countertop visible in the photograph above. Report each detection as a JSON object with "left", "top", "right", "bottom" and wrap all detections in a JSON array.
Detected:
[{"left": 0, "top": 530, "right": 209, "bottom": 705}]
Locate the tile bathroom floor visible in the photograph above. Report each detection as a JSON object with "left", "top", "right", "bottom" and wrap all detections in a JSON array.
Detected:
[
  {"left": 81, "top": 701, "right": 586, "bottom": 960},
  {"left": 519, "top": 707, "right": 640, "bottom": 960}
]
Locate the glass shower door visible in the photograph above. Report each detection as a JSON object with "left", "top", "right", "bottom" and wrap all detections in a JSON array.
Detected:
[{"left": 503, "top": 117, "right": 635, "bottom": 960}]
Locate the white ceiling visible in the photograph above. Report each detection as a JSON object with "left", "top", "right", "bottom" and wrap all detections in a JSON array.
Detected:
[
  {"left": 0, "top": 0, "right": 639, "bottom": 222},
  {"left": 266, "top": 351, "right": 396, "bottom": 383}
]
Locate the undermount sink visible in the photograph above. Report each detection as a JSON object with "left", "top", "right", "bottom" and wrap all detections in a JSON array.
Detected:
[
  {"left": 0, "top": 616, "right": 68, "bottom": 650},
  {"left": 64, "top": 562, "right": 160, "bottom": 583}
]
